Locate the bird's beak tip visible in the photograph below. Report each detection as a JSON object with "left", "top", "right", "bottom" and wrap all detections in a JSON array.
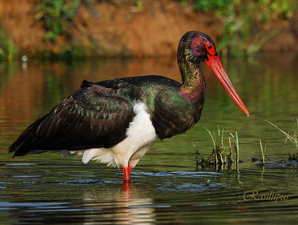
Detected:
[{"left": 205, "top": 55, "right": 249, "bottom": 116}]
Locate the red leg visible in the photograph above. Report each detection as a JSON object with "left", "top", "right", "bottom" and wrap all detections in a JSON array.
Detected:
[{"left": 122, "top": 165, "right": 132, "bottom": 181}]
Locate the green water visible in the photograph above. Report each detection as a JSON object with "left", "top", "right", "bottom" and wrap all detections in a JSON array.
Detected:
[{"left": 1, "top": 53, "right": 298, "bottom": 224}]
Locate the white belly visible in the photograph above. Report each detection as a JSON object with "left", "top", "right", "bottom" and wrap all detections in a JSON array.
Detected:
[{"left": 82, "top": 101, "right": 158, "bottom": 168}]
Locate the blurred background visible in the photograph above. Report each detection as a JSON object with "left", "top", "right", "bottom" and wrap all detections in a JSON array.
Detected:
[{"left": 0, "top": 0, "right": 298, "bottom": 60}]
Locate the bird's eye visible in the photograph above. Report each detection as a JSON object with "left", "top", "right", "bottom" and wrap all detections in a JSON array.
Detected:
[{"left": 204, "top": 42, "right": 216, "bottom": 56}]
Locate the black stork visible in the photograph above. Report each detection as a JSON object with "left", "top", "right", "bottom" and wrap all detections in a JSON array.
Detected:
[{"left": 9, "top": 31, "right": 249, "bottom": 181}]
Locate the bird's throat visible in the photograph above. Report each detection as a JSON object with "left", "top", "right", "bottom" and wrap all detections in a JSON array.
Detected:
[{"left": 179, "top": 60, "right": 206, "bottom": 102}]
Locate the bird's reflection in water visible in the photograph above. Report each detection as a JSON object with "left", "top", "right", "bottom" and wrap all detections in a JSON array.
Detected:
[
  {"left": 82, "top": 183, "right": 156, "bottom": 225},
  {"left": 9, "top": 183, "right": 156, "bottom": 225}
]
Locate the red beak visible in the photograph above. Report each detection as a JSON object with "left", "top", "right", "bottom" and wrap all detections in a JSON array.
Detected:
[{"left": 205, "top": 55, "right": 249, "bottom": 116}]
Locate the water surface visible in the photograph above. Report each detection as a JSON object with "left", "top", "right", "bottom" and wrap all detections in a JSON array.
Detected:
[{"left": 1, "top": 54, "right": 298, "bottom": 224}]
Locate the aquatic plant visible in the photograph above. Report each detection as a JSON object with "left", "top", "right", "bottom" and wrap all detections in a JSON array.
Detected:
[
  {"left": 229, "top": 131, "right": 240, "bottom": 163},
  {"left": 202, "top": 126, "right": 241, "bottom": 165},
  {"left": 259, "top": 139, "right": 267, "bottom": 164},
  {"left": 288, "top": 152, "right": 298, "bottom": 161},
  {"left": 266, "top": 120, "right": 298, "bottom": 150},
  {"left": 194, "top": 127, "right": 242, "bottom": 172},
  {"left": 193, "top": 148, "right": 208, "bottom": 168},
  {"left": 204, "top": 126, "right": 225, "bottom": 165}
]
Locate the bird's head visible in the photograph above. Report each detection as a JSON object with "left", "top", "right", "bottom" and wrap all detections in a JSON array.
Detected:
[{"left": 178, "top": 31, "right": 249, "bottom": 116}]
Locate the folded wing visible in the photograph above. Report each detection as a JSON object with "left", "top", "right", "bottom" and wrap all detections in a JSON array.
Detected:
[{"left": 9, "top": 82, "right": 135, "bottom": 157}]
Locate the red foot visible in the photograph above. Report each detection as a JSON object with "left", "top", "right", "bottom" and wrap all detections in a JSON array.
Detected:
[{"left": 122, "top": 165, "right": 132, "bottom": 181}]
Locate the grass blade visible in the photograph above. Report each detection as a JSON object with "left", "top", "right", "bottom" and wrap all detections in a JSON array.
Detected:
[{"left": 265, "top": 120, "right": 298, "bottom": 150}]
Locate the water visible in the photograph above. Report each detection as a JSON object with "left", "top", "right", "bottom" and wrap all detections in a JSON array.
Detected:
[{"left": 1, "top": 54, "right": 298, "bottom": 224}]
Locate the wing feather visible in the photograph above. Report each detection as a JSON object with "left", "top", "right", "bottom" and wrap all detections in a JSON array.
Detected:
[{"left": 9, "top": 82, "right": 135, "bottom": 156}]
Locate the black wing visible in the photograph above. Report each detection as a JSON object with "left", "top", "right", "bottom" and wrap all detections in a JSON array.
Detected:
[{"left": 9, "top": 81, "right": 135, "bottom": 157}]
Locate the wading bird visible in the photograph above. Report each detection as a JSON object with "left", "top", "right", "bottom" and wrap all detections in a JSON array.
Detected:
[{"left": 9, "top": 31, "right": 249, "bottom": 181}]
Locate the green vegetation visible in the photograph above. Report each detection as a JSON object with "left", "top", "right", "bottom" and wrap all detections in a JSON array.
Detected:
[
  {"left": 266, "top": 120, "right": 298, "bottom": 150},
  {"left": 196, "top": 126, "right": 240, "bottom": 166},
  {"left": 259, "top": 139, "right": 267, "bottom": 164},
  {"left": 204, "top": 126, "right": 223, "bottom": 165},
  {"left": 229, "top": 131, "right": 240, "bottom": 163},
  {"left": 18, "top": 0, "right": 298, "bottom": 58},
  {"left": 2, "top": 0, "right": 296, "bottom": 58},
  {"left": 180, "top": 0, "right": 297, "bottom": 56},
  {"left": 35, "top": 0, "right": 81, "bottom": 41},
  {"left": 0, "top": 30, "right": 18, "bottom": 61},
  {"left": 180, "top": 0, "right": 229, "bottom": 12},
  {"left": 33, "top": 0, "right": 101, "bottom": 58},
  {"left": 34, "top": 0, "right": 102, "bottom": 42},
  {"left": 197, "top": 120, "right": 298, "bottom": 169},
  {"left": 136, "top": 0, "right": 144, "bottom": 10}
]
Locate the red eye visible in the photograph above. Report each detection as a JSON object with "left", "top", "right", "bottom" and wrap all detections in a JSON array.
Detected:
[{"left": 204, "top": 42, "right": 216, "bottom": 56}]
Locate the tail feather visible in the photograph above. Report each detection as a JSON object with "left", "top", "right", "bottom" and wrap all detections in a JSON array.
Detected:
[{"left": 8, "top": 115, "right": 48, "bottom": 157}]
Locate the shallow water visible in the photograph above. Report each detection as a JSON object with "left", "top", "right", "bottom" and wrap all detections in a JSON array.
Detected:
[{"left": 1, "top": 53, "right": 298, "bottom": 224}]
